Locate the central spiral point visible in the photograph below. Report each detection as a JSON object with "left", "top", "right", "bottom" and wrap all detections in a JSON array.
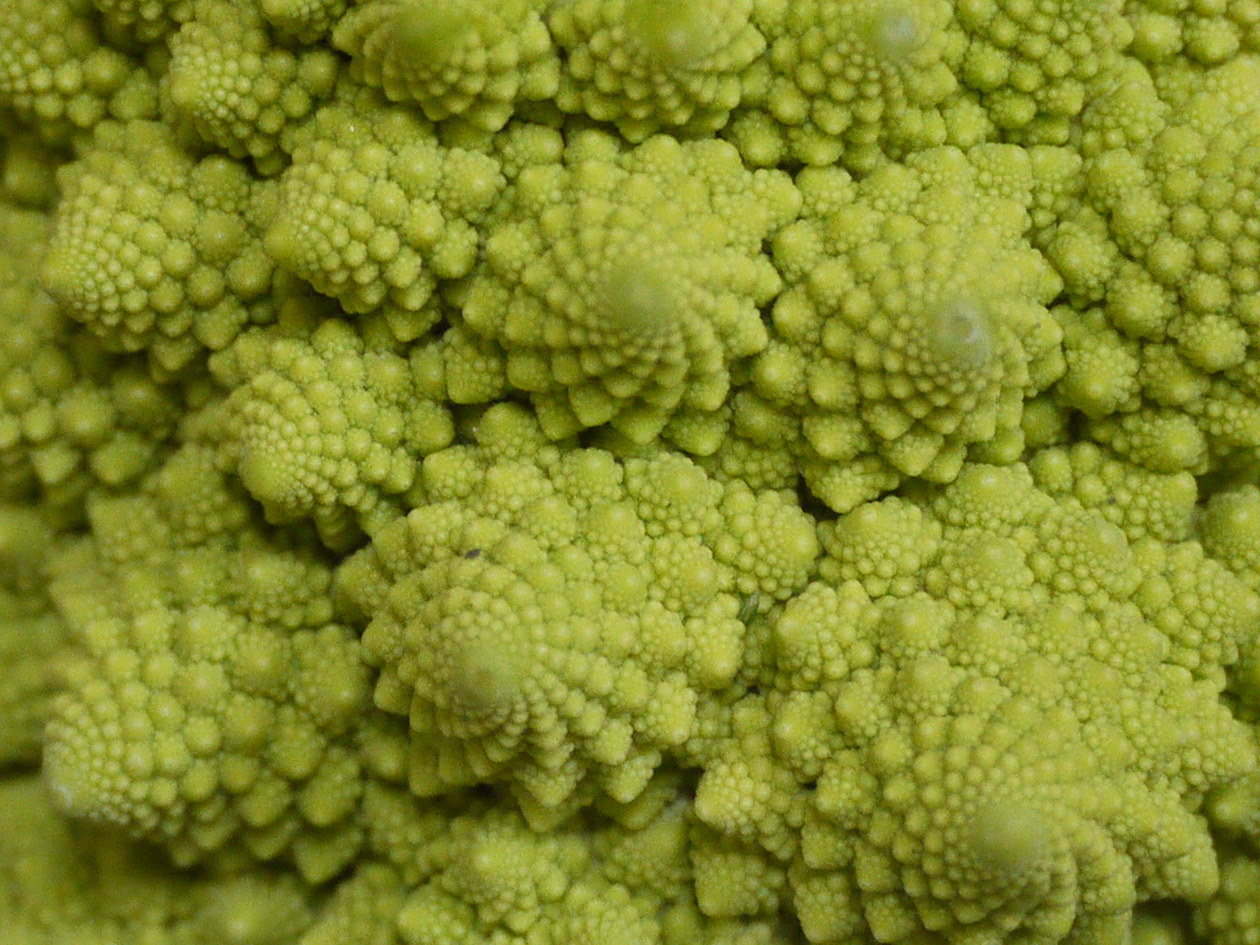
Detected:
[
  {"left": 626, "top": 0, "right": 723, "bottom": 67},
  {"left": 387, "top": 0, "right": 477, "bottom": 64},
  {"left": 599, "top": 258, "right": 681, "bottom": 337},
  {"left": 924, "top": 297, "right": 994, "bottom": 372}
]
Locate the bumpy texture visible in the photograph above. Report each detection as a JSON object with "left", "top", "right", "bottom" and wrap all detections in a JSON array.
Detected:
[
  {"left": 264, "top": 87, "right": 504, "bottom": 339},
  {"left": 1201, "top": 483, "right": 1260, "bottom": 594},
  {"left": 0, "top": 508, "right": 72, "bottom": 767},
  {"left": 731, "top": 0, "right": 962, "bottom": 170},
  {"left": 1193, "top": 850, "right": 1260, "bottom": 945},
  {"left": 209, "top": 317, "right": 454, "bottom": 547},
  {"left": 550, "top": 0, "right": 765, "bottom": 141},
  {"left": 692, "top": 462, "right": 1259, "bottom": 945},
  {"left": 1125, "top": 0, "right": 1260, "bottom": 65},
  {"left": 0, "top": 773, "right": 316, "bottom": 944},
  {"left": 42, "top": 446, "right": 382, "bottom": 882},
  {"left": 1027, "top": 440, "right": 1198, "bottom": 542},
  {"left": 334, "top": 0, "right": 559, "bottom": 132},
  {"left": 0, "top": 205, "right": 182, "bottom": 513},
  {"left": 92, "top": 0, "right": 194, "bottom": 44},
  {"left": 753, "top": 145, "right": 1063, "bottom": 511},
  {"left": 42, "top": 120, "right": 283, "bottom": 374},
  {"left": 457, "top": 131, "right": 797, "bottom": 444},
  {"left": 261, "top": 0, "right": 346, "bottom": 43},
  {"left": 9, "top": 4, "right": 1260, "bottom": 945},
  {"left": 0, "top": 0, "right": 156, "bottom": 144},
  {"left": 1046, "top": 57, "right": 1260, "bottom": 474},
  {"left": 163, "top": 0, "right": 339, "bottom": 176},
  {"left": 342, "top": 778, "right": 809, "bottom": 945},
  {"left": 953, "top": 0, "right": 1132, "bottom": 143},
  {"left": 370, "top": 783, "right": 673, "bottom": 945},
  {"left": 337, "top": 403, "right": 819, "bottom": 817}
]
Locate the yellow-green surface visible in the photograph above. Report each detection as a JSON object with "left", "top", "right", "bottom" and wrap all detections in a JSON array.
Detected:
[{"left": 4, "top": 1, "right": 1260, "bottom": 943}]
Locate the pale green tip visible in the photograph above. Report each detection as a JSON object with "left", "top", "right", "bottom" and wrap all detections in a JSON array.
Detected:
[
  {"left": 42, "top": 738, "right": 116, "bottom": 825},
  {"left": 599, "top": 259, "right": 681, "bottom": 336},
  {"left": 42, "top": 744, "right": 83, "bottom": 814},
  {"left": 387, "top": 0, "right": 479, "bottom": 66},
  {"left": 967, "top": 800, "right": 1054, "bottom": 876},
  {"left": 262, "top": 219, "right": 302, "bottom": 272},
  {"left": 165, "top": 69, "right": 201, "bottom": 113},
  {"left": 625, "top": 0, "right": 723, "bottom": 67},
  {"left": 441, "top": 635, "right": 525, "bottom": 732},
  {"left": 865, "top": 4, "right": 926, "bottom": 60},
  {"left": 925, "top": 298, "right": 994, "bottom": 371},
  {"left": 238, "top": 449, "right": 295, "bottom": 509},
  {"left": 40, "top": 252, "right": 79, "bottom": 306}
]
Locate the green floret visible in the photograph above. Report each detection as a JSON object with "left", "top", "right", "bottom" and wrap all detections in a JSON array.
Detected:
[
  {"left": 354, "top": 778, "right": 706, "bottom": 945},
  {"left": 0, "top": 773, "right": 315, "bottom": 944},
  {"left": 1126, "top": 0, "right": 1260, "bottom": 65},
  {"left": 730, "top": 0, "right": 1133, "bottom": 168},
  {"left": 1193, "top": 851, "right": 1260, "bottom": 945},
  {"left": 336, "top": 403, "right": 818, "bottom": 818},
  {"left": 1202, "top": 484, "right": 1260, "bottom": 593},
  {"left": 0, "top": 121, "right": 63, "bottom": 209},
  {"left": 549, "top": 0, "right": 765, "bottom": 141},
  {"left": 298, "top": 864, "right": 405, "bottom": 945},
  {"left": 92, "top": 0, "right": 193, "bottom": 44},
  {"left": 264, "top": 86, "right": 504, "bottom": 339},
  {"left": 208, "top": 317, "right": 454, "bottom": 548},
  {"left": 1198, "top": 484, "right": 1260, "bottom": 705},
  {"left": 41, "top": 120, "right": 285, "bottom": 375},
  {"left": 1046, "top": 57, "right": 1260, "bottom": 474},
  {"left": 1028, "top": 441, "right": 1199, "bottom": 542},
  {"left": 755, "top": 146, "right": 1063, "bottom": 512},
  {"left": 391, "top": 798, "right": 657, "bottom": 945},
  {"left": 0, "top": 204, "right": 183, "bottom": 514},
  {"left": 260, "top": 0, "right": 347, "bottom": 43},
  {"left": 455, "top": 130, "right": 797, "bottom": 445},
  {"left": 817, "top": 496, "right": 941, "bottom": 596},
  {"left": 0, "top": 0, "right": 157, "bottom": 144},
  {"left": 953, "top": 0, "right": 1132, "bottom": 144},
  {"left": 692, "top": 462, "right": 1259, "bottom": 945},
  {"left": 333, "top": 0, "right": 559, "bottom": 133},
  {"left": 42, "top": 445, "right": 386, "bottom": 882},
  {"left": 0, "top": 507, "right": 73, "bottom": 769},
  {"left": 10, "top": 0, "right": 1260, "bottom": 939},
  {"left": 691, "top": 413, "right": 804, "bottom": 495},
  {"left": 729, "top": 0, "right": 962, "bottom": 171},
  {"left": 162, "top": 0, "right": 339, "bottom": 176}
]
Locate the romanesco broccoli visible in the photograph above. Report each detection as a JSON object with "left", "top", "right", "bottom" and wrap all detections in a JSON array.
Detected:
[{"left": 4, "top": 3, "right": 1260, "bottom": 945}]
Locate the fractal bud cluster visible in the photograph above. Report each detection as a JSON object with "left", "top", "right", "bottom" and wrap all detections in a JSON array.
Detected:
[{"left": 4, "top": 1, "right": 1260, "bottom": 944}]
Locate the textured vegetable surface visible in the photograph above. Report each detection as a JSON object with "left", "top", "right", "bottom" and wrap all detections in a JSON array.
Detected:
[{"left": 6, "top": 1, "right": 1260, "bottom": 944}]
